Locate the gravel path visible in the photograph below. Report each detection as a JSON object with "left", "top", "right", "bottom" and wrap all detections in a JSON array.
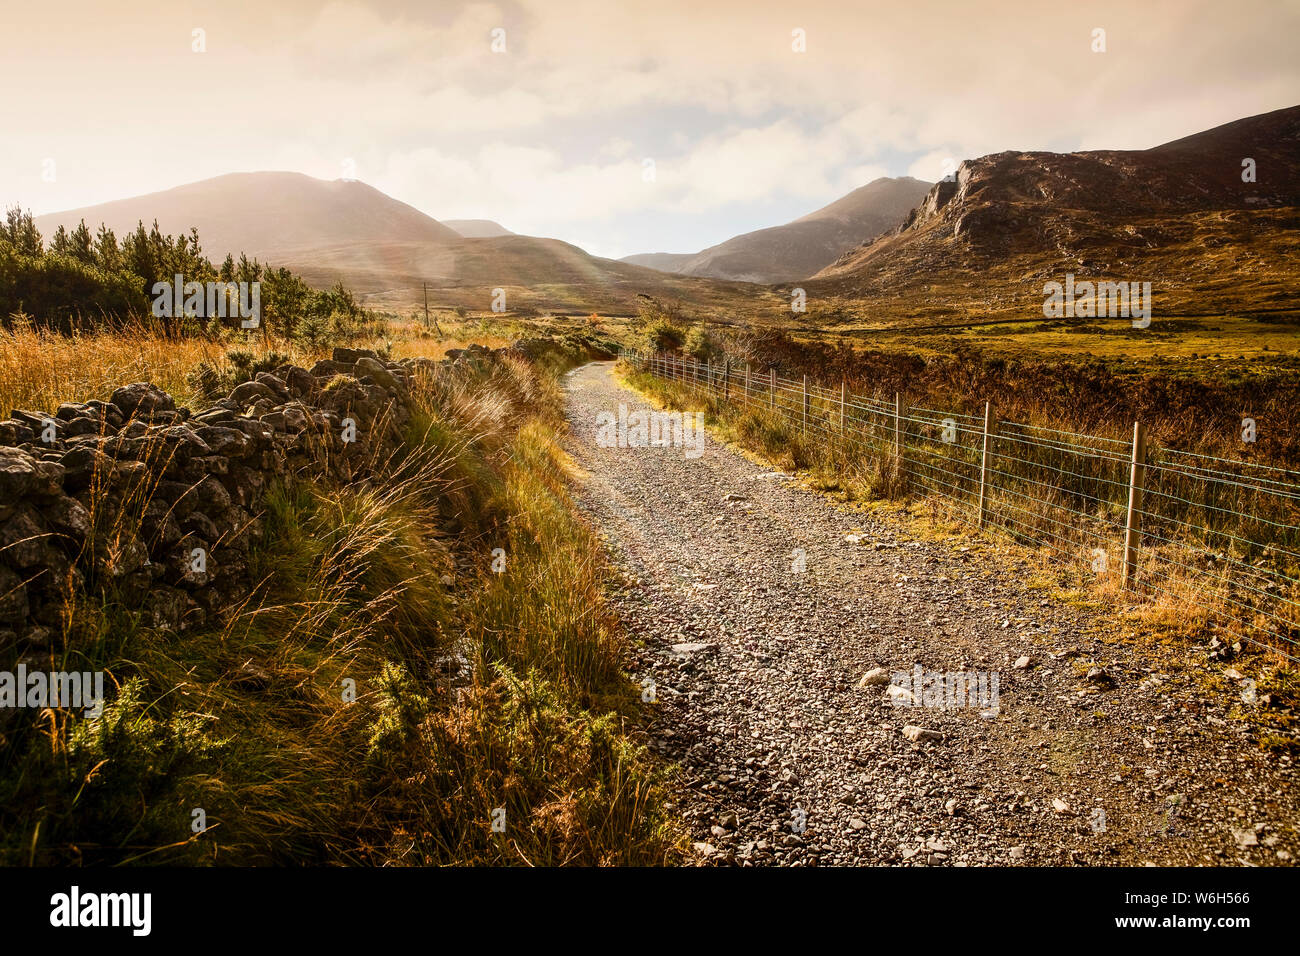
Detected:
[{"left": 563, "top": 362, "right": 1298, "bottom": 867}]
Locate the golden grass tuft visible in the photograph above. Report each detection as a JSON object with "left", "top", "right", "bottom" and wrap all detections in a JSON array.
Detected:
[{"left": 1, "top": 338, "right": 679, "bottom": 866}]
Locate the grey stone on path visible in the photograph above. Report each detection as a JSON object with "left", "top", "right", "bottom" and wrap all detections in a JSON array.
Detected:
[{"left": 561, "top": 361, "right": 1300, "bottom": 868}]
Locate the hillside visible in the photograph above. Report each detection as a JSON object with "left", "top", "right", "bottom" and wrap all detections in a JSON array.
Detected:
[
  {"left": 808, "top": 105, "right": 1300, "bottom": 324},
  {"left": 35, "top": 172, "right": 768, "bottom": 317},
  {"left": 621, "top": 252, "right": 696, "bottom": 272},
  {"left": 444, "top": 219, "right": 515, "bottom": 238},
  {"left": 622, "top": 177, "right": 931, "bottom": 283},
  {"left": 273, "top": 235, "right": 770, "bottom": 317},
  {"left": 35, "top": 172, "right": 461, "bottom": 262}
]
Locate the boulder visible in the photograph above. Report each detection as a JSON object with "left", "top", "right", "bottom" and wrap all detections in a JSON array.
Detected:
[
  {"left": 355, "top": 356, "right": 401, "bottom": 391},
  {"left": 59, "top": 445, "right": 111, "bottom": 490},
  {"left": 110, "top": 382, "right": 175, "bottom": 418},
  {"left": 153, "top": 424, "right": 213, "bottom": 463},
  {"left": 85, "top": 400, "right": 124, "bottom": 427},
  {"left": 0, "top": 420, "right": 35, "bottom": 445},
  {"left": 61, "top": 417, "right": 105, "bottom": 439},
  {"left": 309, "top": 359, "right": 354, "bottom": 379},
  {"left": 46, "top": 495, "right": 91, "bottom": 539},
  {"left": 55, "top": 402, "right": 93, "bottom": 422},
  {"left": 281, "top": 366, "right": 316, "bottom": 398},
  {"left": 0, "top": 447, "right": 38, "bottom": 499},
  {"left": 144, "top": 586, "right": 192, "bottom": 632},
  {"left": 332, "top": 347, "right": 381, "bottom": 364},
  {"left": 141, "top": 500, "right": 183, "bottom": 550},
  {"left": 229, "top": 380, "right": 278, "bottom": 406},
  {"left": 95, "top": 530, "right": 149, "bottom": 578},
  {"left": 194, "top": 426, "right": 252, "bottom": 458},
  {"left": 253, "top": 372, "right": 291, "bottom": 401},
  {"left": 0, "top": 506, "right": 50, "bottom": 569}
]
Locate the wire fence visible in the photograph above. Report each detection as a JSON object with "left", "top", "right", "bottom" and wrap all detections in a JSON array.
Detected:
[{"left": 620, "top": 348, "right": 1300, "bottom": 663}]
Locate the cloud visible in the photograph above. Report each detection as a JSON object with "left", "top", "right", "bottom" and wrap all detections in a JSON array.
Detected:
[{"left": 1, "top": 0, "right": 1296, "bottom": 255}]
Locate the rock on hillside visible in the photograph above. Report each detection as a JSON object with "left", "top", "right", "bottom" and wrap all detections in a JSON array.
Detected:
[{"left": 811, "top": 105, "right": 1300, "bottom": 315}]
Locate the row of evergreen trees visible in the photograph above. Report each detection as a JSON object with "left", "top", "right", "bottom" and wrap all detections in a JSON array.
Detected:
[{"left": 0, "top": 205, "right": 365, "bottom": 339}]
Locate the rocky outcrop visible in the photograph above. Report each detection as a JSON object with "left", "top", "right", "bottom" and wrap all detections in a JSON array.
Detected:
[
  {"left": 807, "top": 104, "right": 1300, "bottom": 314},
  {"left": 0, "top": 346, "right": 494, "bottom": 647}
]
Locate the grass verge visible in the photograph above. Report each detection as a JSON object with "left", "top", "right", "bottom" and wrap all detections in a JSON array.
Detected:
[
  {"left": 617, "top": 359, "right": 1299, "bottom": 744},
  {"left": 0, "top": 345, "right": 679, "bottom": 865}
]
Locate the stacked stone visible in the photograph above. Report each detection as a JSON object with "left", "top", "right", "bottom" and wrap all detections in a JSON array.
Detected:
[{"left": 0, "top": 347, "right": 431, "bottom": 645}]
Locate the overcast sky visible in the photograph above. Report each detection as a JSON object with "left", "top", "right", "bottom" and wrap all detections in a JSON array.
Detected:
[{"left": 2, "top": 0, "right": 1296, "bottom": 258}]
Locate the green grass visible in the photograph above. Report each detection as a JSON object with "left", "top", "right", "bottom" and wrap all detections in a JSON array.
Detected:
[
  {"left": 0, "top": 343, "right": 680, "bottom": 866},
  {"left": 802, "top": 314, "right": 1300, "bottom": 371}
]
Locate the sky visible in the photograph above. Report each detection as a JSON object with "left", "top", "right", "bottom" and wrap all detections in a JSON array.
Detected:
[{"left": 2, "top": 0, "right": 1297, "bottom": 259}]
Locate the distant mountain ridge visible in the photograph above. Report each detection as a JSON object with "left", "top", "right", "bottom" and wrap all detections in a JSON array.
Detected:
[
  {"left": 35, "top": 172, "right": 461, "bottom": 262},
  {"left": 27, "top": 105, "right": 1299, "bottom": 324},
  {"left": 621, "top": 176, "right": 932, "bottom": 283},
  {"left": 805, "top": 105, "right": 1300, "bottom": 323},
  {"left": 444, "top": 219, "right": 515, "bottom": 238},
  {"left": 31, "top": 172, "right": 764, "bottom": 315}
]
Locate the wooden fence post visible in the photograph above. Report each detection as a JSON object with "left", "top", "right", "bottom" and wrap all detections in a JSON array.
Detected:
[
  {"left": 977, "top": 401, "right": 995, "bottom": 528},
  {"left": 1122, "top": 421, "right": 1148, "bottom": 590},
  {"left": 895, "top": 392, "right": 908, "bottom": 492},
  {"left": 723, "top": 360, "right": 730, "bottom": 401},
  {"left": 802, "top": 376, "right": 809, "bottom": 433},
  {"left": 840, "top": 380, "right": 846, "bottom": 435},
  {"left": 745, "top": 363, "right": 751, "bottom": 402},
  {"left": 769, "top": 369, "right": 776, "bottom": 409}
]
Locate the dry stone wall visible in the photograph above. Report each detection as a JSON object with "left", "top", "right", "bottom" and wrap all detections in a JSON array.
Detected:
[{"left": 0, "top": 344, "right": 511, "bottom": 650}]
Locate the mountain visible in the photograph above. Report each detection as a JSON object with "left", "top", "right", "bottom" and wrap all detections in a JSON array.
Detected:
[
  {"left": 444, "top": 219, "right": 515, "bottom": 238},
  {"left": 35, "top": 172, "right": 461, "bottom": 262},
  {"left": 621, "top": 177, "right": 932, "bottom": 284},
  {"left": 281, "top": 234, "right": 763, "bottom": 316},
  {"left": 33, "top": 172, "right": 766, "bottom": 316},
  {"left": 809, "top": 105, "right": 1300, "bottom": 323}
]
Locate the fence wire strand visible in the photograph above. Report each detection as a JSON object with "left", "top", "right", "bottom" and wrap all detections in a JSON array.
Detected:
[{"left": 622, "top": 350, "right": 1300, "bottom": 661}]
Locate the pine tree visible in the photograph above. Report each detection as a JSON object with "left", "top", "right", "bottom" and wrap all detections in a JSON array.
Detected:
[
  {"left": 1, "top": 206, "right": 43, "bottom": 257},
  {"left": 93, "top": 224, "right": 120, "bottom": 272},
  {"left": 50, "top": 224, "right": 71, "bottom": 256},
  {"left": 69, "top": 220, "right": 95, "bottom": 264}
]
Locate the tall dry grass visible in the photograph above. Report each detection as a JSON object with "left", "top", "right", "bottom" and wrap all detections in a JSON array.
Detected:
[
  {"left": 1, "top": 340, "right": 679, "bottom": 866},
  {"left": 620, "top": 359, "right": 1300, "bottom": 667},
  {"left": 0, "top": 316, "right": 518, "bottom": 416}
]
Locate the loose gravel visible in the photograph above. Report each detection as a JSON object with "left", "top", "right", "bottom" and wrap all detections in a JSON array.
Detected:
[{"left": 563, "top": 362, "right": 1298, "bottom": 867}]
